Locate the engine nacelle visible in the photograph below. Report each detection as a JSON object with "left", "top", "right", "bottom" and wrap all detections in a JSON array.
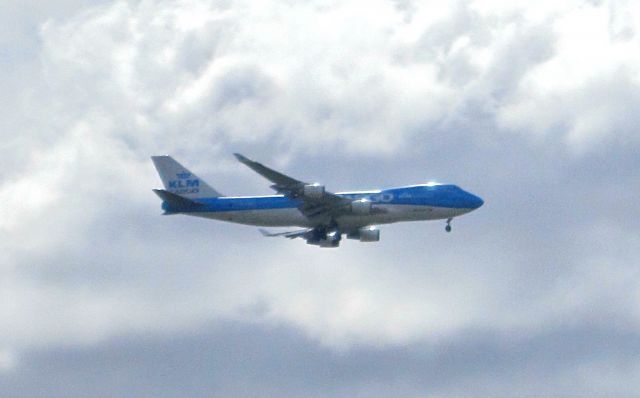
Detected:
[
  {"left": 347, "top": 227, "right": 380, "bottom": 242},
  {"left": 317, "top": 239, "right": 340, "bottom": 248},
  {"left": 307, "top": 230, "right": 341, "bottom": 248},
  {"left": 303, "top": 183, "right": 325, "bottom": 200},
  {"left": 350, "top": 199, "right": 372, "bottom": 215}
]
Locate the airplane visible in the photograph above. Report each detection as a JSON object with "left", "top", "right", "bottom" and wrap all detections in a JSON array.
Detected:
[{"left": 151, "top": 154, "right": 484, "bottom": 248}]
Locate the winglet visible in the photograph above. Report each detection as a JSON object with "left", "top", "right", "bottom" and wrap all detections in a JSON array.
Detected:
[{"left": 234, "top": 153, "right": 250, "bottom": 163}]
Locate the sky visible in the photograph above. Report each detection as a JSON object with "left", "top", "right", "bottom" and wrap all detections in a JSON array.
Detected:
[{"left": 1, "top": 0, "right": 640, "bottom": 396}]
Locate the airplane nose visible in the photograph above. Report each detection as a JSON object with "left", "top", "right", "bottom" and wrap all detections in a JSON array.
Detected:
[
  {"left": 472, "top": 194, "right": 484, "bottom": 208},
  {"left": 466, "top": 193, "right": 484, "bottom": 209}
]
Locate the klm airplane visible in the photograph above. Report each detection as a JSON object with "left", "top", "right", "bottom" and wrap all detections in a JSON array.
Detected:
[{"left": 152, "top": 154, "right": 484, "bottom": 248}]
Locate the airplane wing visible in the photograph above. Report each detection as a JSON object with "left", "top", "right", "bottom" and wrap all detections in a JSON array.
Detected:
[
  {"left": 259, "top": 228, "right": 312, "bottom": 239},
  {"left": 234, "top": 153, "right": 352, "bottom": 219}
]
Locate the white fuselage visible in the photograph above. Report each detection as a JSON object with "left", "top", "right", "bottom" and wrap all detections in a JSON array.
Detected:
[{"left": 189, "top": 203, "right": 474, "bottom": 229}]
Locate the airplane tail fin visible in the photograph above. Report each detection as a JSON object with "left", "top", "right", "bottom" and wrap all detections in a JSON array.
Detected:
[{"left": 151, "top": 155, "right": 223, "bottom": 199}]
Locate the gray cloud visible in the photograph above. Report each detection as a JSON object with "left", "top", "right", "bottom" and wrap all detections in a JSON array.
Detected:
[
  {"left": 2, "top": 0, "right": 640, "bottom": 396},
  {"left": 2, "top": 320, "right": 639, "bottom": 398}
]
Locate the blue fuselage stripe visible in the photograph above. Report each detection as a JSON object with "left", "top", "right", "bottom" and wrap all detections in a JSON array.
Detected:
[{"left": 163, "top": 185, "right": 481, "bottom": 214}]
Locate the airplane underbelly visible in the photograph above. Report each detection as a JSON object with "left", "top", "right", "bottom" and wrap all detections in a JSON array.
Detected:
[
  {"left": 192, "top": 208, "right": 311, "bottom": 227},
  {"left": 336, "top": 205, "right": 473, "bottom": 228},
  {"left": 395, "top": 205, "right": 467, "bottom": 220},
  {"left": 393, "top": 205, "right": 473, "bottom": 220},
  {"left": 189, "top": 205, "right": 472, "bottom": 228}
]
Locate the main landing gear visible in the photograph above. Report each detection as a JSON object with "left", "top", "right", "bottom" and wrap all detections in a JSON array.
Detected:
[{"left": 445, "top": 218, "right": 452, "bottom": 233}]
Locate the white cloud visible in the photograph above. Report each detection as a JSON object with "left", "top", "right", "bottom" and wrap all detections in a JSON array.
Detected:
[
  {"left": 2, "top": 0, "right": 640, "bottom": 363},
  {"left": 496, "top": 1, "right": 640, "bottom": 152}
]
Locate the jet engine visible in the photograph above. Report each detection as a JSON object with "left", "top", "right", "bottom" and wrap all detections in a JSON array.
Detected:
[
  {"left": 306, "top": 228, "right": 341, "bottom": 248},
  {"left": 347, "top": 226, "right": 380, "bottom": 242},
  {"left": 318, "top": 232, "right": 341, "bottom": 248},
  {"left": 350, "top": 199, "right": 372, "bottom": 215},
  {"left": 303, "top": 183, "right": 325, "bottom": 200}
]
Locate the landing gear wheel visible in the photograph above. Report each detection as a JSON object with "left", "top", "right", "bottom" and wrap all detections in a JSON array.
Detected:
[{"left": 445, "top": 218, "right": 452, "bottom": 233}]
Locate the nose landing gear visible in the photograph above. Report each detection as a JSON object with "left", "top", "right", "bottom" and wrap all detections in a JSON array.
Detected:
[{"left": 445, "top": 218, "right": 452, "bottom": 233}]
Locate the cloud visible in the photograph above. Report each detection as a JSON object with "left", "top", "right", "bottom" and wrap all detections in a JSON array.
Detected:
[
  {"left": 2, "top": 0, "right": 640, "bottom": 395},
  {"left": 496, "top": 1, "right": 640, "bottom": 152},
  {"left": 0, "top": 349, "right": 17, "bottom": 374},
  {"left": 3, "top": 321, "right": 640, "bottom": 398}
]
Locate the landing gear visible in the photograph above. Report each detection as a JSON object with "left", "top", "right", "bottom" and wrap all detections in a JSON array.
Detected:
[{"left": 445, "top": 218, "right": 452, "bottom": 233}]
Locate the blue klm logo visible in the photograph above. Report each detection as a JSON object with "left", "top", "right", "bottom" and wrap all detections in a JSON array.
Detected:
[{"left": 169, "top": 172, "right": 200, "bottom": 194}]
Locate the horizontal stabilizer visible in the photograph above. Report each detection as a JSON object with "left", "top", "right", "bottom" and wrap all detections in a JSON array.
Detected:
[{"left": 153, "top": 189, "right": 204, "bottom": 213}]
